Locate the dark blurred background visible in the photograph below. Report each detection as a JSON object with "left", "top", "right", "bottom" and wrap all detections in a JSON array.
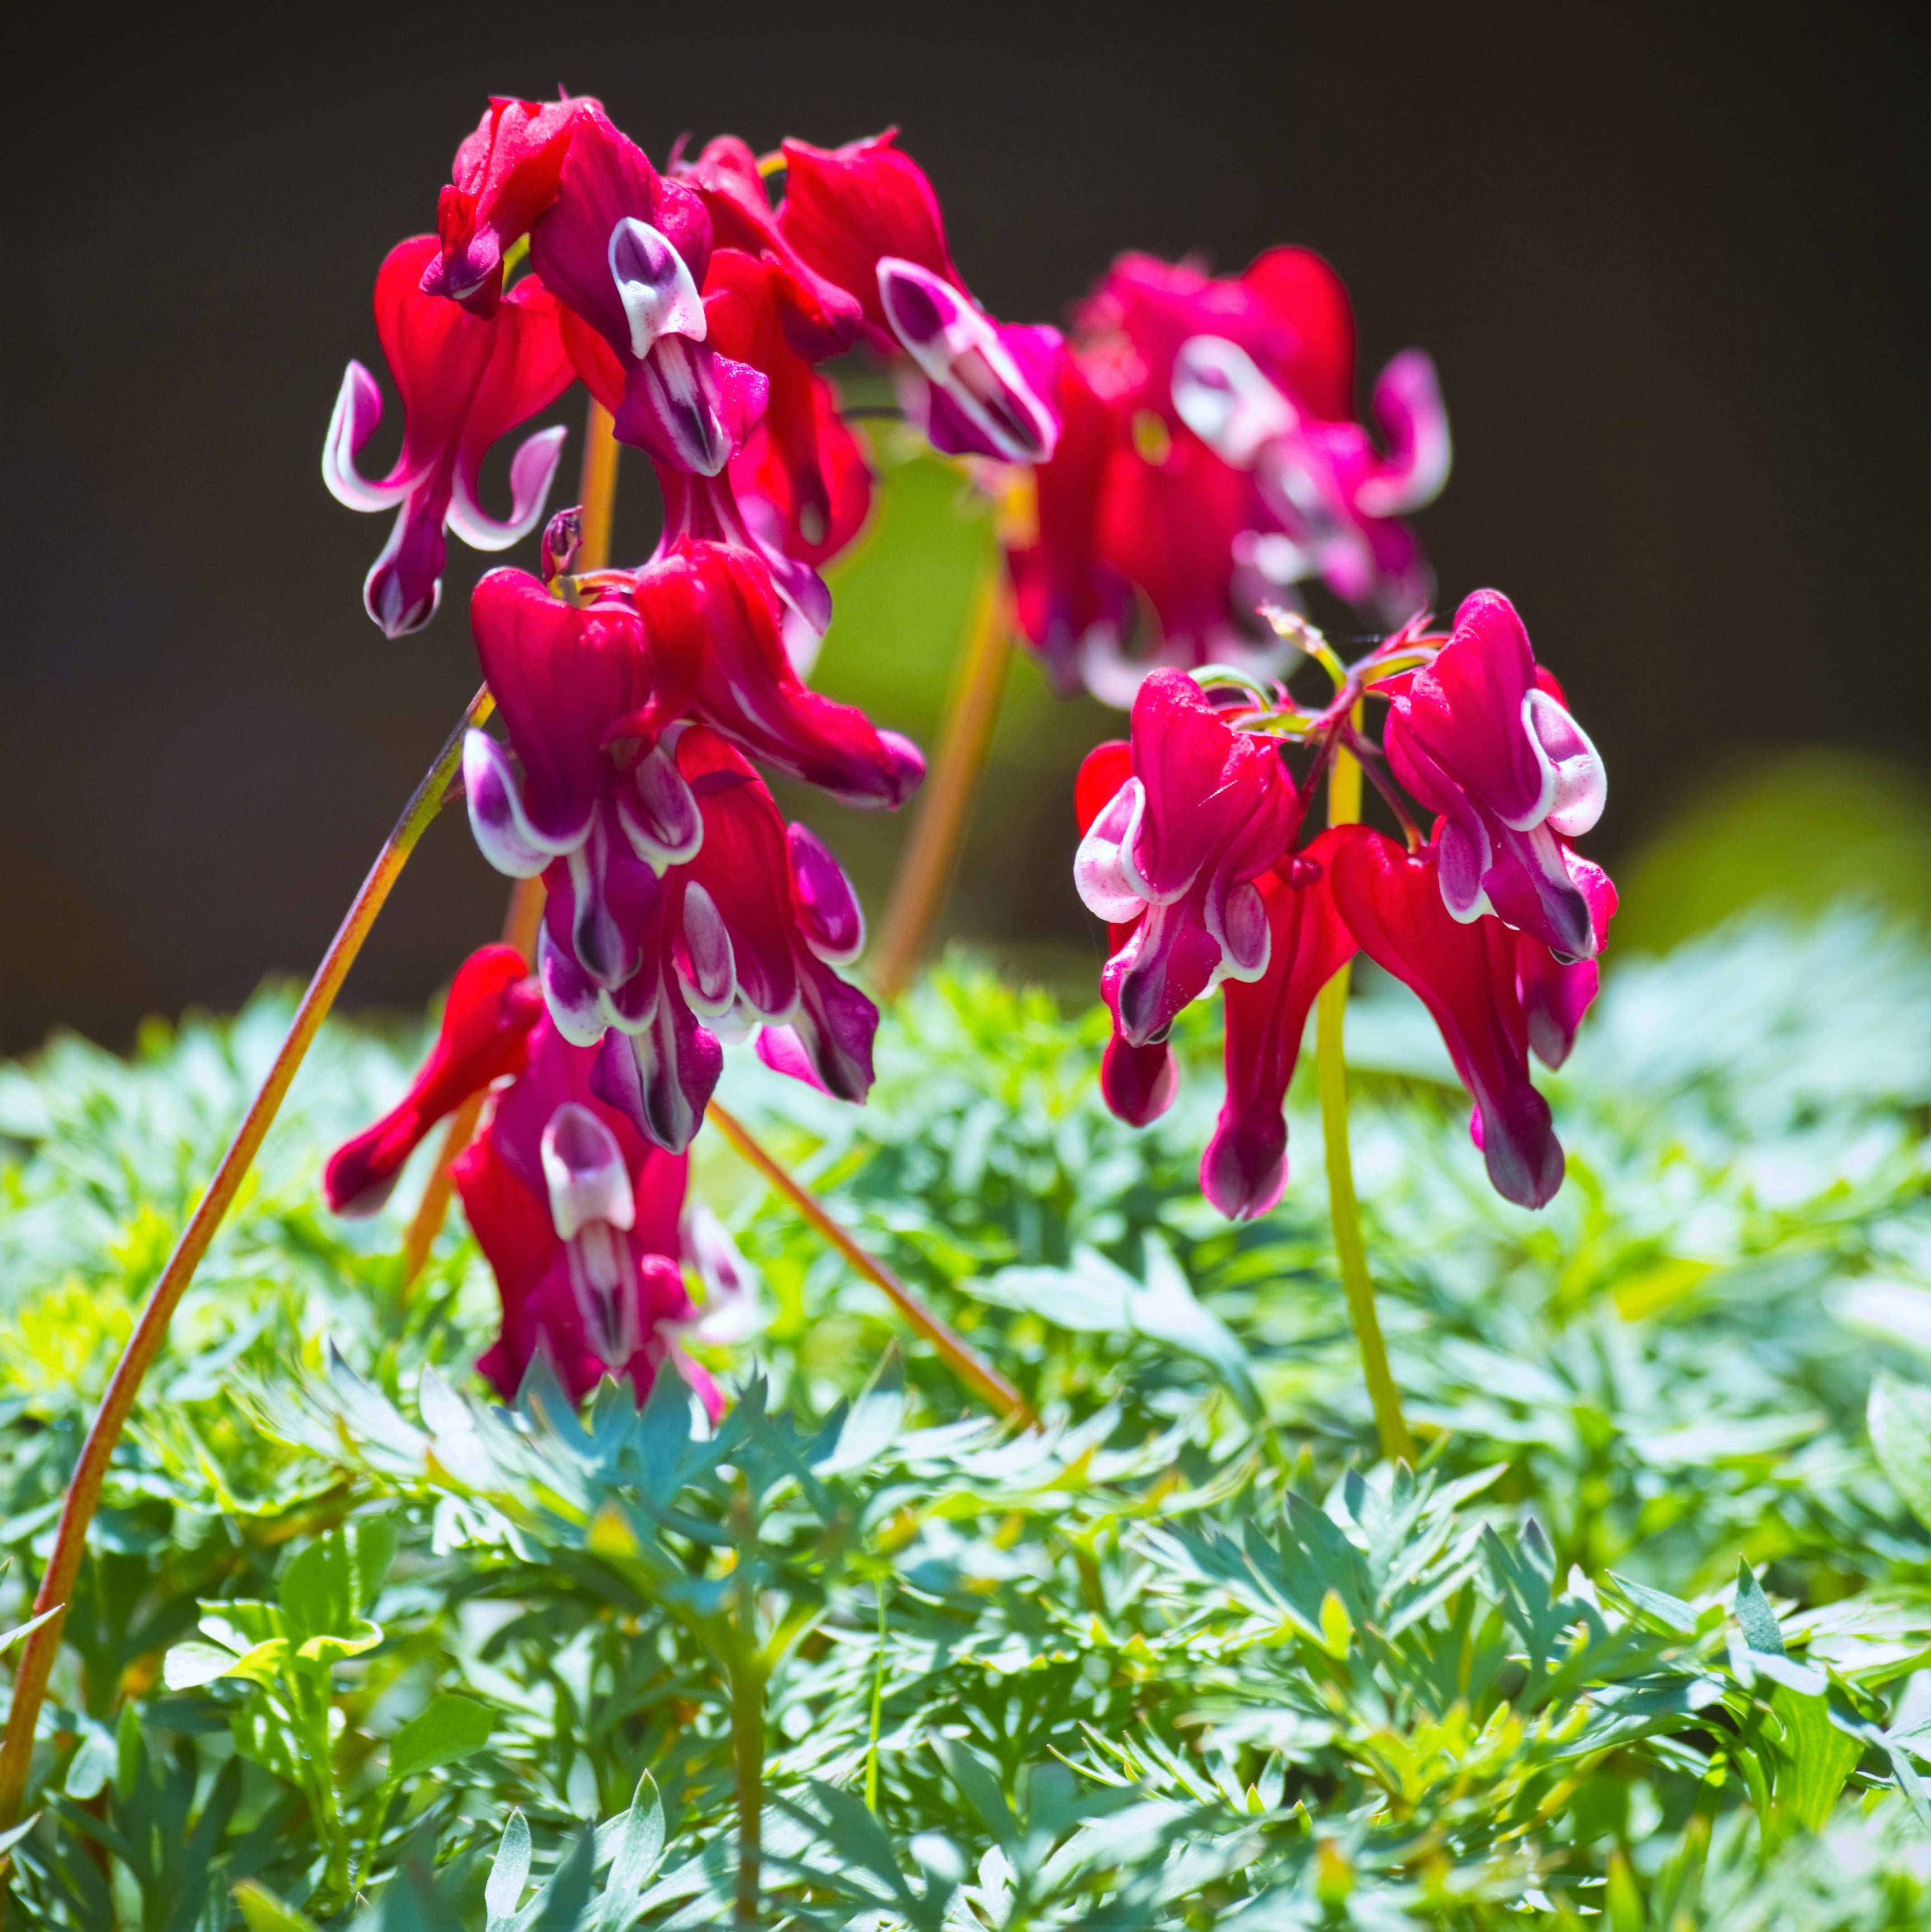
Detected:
[{"left": 4, "top": 3, "right": 1927, "bottom": 1051}]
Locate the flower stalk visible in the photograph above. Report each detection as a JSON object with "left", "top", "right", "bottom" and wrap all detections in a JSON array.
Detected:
[
  {"left": 704, "top": 1101, "right": 1033, "bottom": 1425},
  {"left": 730, "top": 1482, "right": 765, "bottom": 1928},
  {"left": 0, "top": 687, "right": 493, "bottom": 1835},
  {"left": 1315, "top": 732, "right": 1415, "bottom": 1465},
  {"left": 870, "top": 567, "right": 1010, "bottom": 1000}
]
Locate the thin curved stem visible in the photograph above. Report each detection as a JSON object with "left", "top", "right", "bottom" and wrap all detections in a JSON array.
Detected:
[
  {"left": 870, "top": 568, "right": 1010, "bottom": 1002},
  {"left": 0, "top": 686, "right": 493, "bottom": 1837},
  {"left": 705, "top": 1101, "right": 1033, "bottom": 1427},
  {"left": 1315, "top": 731, "right": 1415, "bottom": 1466}
]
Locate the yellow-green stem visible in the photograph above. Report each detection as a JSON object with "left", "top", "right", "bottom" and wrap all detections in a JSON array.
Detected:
[
  {"left": 1316, "top": 739, "right": 1415, "bottom": 1465},
  {"left": 0, "top": 686, "right": 492, "bottom": 1841},
  {"left": 705, "top": 1101, "right": 1034, "bottom": 1426},
  {"left": 870, "top": 568, "right": 1010, "bottom": 1002},
  {"left": 865, "top": 1580, "right": 887, "bottom": 1813},
  {"left": 399, "top": 398, "right": 616, "bottom": 1290},
  {"left": 731, "top": 1485, "right": 765, "bottom": 1928}
]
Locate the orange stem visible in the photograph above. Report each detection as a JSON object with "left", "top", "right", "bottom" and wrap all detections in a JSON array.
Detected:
[
  {"left": 576, "top": 398, "right": 620, "bottom": 577},
  {"left": 870, "top": 570, "right": 1010, "bottom": 1002},
  {"left": 705, "top": 1101, "right": 1033, "bottom": 1426},
  {"left": 0, "top": 685, "right": 493, "bottom": 1837}
]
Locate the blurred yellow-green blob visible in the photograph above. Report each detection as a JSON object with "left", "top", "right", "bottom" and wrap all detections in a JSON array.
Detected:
[{"left": 1613, "top": 749, "right": 1931, "bottom": 955}]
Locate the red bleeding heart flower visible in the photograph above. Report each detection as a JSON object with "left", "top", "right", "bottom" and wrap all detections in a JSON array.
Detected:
[
  {"left": 672, "top": 134, "right": 865, "bottom": 359},
  {"left": 323, "top": 236, "right": 573, "bottom": 636},
  {"left": 454, "top": 1016, "right": 758, "bottom": 1410},
  {"left": 323, "top": 945, "right": 544, "bottom": 1216},
  {"left": 528, "top": 106, "right": 766, "bottom": 475},
  {"left": 463, "top": 572, "right": 882, "bottom": 1150},
  {"left": 1382, "top": 590, "right": 1607, "bottom": 960},
  {"left": 1073, "top": 671, "right": 1300, "bottom": 1045},
  {"left": 421, "top": 96, "right": 587, "bottom": 315},
  {"left": 1199, "top": 838, "right": 1357, "bottom": 1221},
  {"left": 632, "top": 540, "right": 921, "bottom": 810},
  {"left": 1326, "top": 826, "right": 1594, "bottom": 1210},
  {"left": 1006, "top": 245, "right": 1449, "bottom": 703},
  {"left": 777, "top": 130, "right": 1063, "bottom": 464}
]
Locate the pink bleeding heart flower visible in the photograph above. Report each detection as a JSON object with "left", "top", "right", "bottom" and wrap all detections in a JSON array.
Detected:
[
  {"left": 1003, "top": 354, "right": 1133, "bottom": 697},
  {"left": 323, "top": 944, "right": 544, "bottom": 1217},
  {"left": 455, "top": 1017, "right": 756, "bottom": 1411},
  {"left": 1198, "top": 839, "right": 1357, "bottom": 1221},
  {"left": 1073, "top": 742, "right": 1181, "bottom": 1125},
  {"left": 633, "top": 540, "right": 923, "bottom": 808},
  {"left": 1381, "top": 589, "right": 1607, "bottom": 961},
  {"left": 529, "top": 106, "right": 766, "bottom": 475},
  {"left": 699, "top": 248, "right": 876, "bottom": 663},
  {"left": 672, "top": 134, "right": 865, "bottom": 359},
  {"left": 1127, "top": 243, "right": 1447, "bottom": 627},
  {"left": 463, "top": 567, "right": 701, "bottom": 1081},
  {"left": 322, "top": 236, "right": 573, "bottom": 637},
  {"left": 775, "top": 129, "right": 960, "bottom": 342},
  {"left": 875, "top": 259, "right": 1062, "bottom": 464},
  {"left": 577, "top": 726, "right": 880, "bottom": 1148},
  {"left": 1075, "top": 671, "right": 1299, "bottom": 1046},
  {"left": 1327, "top": 826, "right": 1577, "bottom": 1210},
  {"left": 1086, "top": 408, "right": 1283, "bottom": 706},
  {"left": 707, "top": 249, "right": 874, "bottom": 566},
  {"left": 422, "top": 96, "right": 587, "bottom": 315},
  {"left": 1171, "top": 332, "right": 1447, "bottom": 627},
  {"left": 1513, "top": 856, "right": 1617, "bottom": 1070},
  {"left": 776, "top": 130, "right": 1062, "bottom": 466}
]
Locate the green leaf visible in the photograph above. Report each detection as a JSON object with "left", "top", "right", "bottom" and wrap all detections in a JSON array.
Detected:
[
  {"left": 164, "top": 1638, "right": 284, "bottom": 1691},
  {"left": 595, "top": 1773, "right": 666, "bottom": 1929},
  {"left": 0, "top": 1815, "right": 41, "bottom": 1859},
  {"left": 1869, "top": 1371, "right": 1931, "bottom": 1529},
  {"left": 485, "top": 1809, "right": 531, "bottom": 1929},
  {"left": 279, "top": 1517, "right": 398, "bottom": 1646},
  {"left": 0, "top": 1605, "right": 58, "bottom": 1654},
  {"left": 1769, "top": 1685, "right": 1865, "bottom": 1830},
  {"left": 387, "top": 1694, "right": 495, "bottom": 1784},
  {"left": 817, "top": 1342, "right": 906, "bottom": 1476},
  {"left": 233, "top": 1880, "right": 323, "bottom": 1932},
  {"left": 1734, "top": 1559, "right": 1787, "bottom": 1656},
  {"left": 1131, "top": 1238, "right": 1261, "bottom": 1420},
  {"left": 1603, "top": 1572, "right": 1701, "bottom": 1635},
  {"left": 521, "top": 1828, "right": 595, "bottom": 1931},
  {"left": 294, "top": 1619, "right": 384, "bottom": 1667},
  {"left": 63, "top": 1722, "right": 116, "bottom": 1801}
]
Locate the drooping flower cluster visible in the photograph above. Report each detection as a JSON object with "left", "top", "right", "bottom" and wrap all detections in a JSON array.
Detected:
[
  {"left": 324, "top": 95, "right": 1070, "bottom": 1162},
  {"left": 326, "top": 945, "right": 757, "bottom": 1407},
  {"left": 1000, "top": 248, "right": 1449, "bottom": 704},
  {"left": 1076, "top": 590, "right": 1612, "bottom": 1218}
]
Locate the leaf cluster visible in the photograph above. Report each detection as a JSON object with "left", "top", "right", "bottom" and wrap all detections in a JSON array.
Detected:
[{"left": 6, "top": 910, "right": 1931, "bottom": 1925}]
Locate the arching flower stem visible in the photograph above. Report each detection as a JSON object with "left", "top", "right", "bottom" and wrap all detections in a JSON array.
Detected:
[
  {"left": 400, "top": 396, "right": 621, "bottom": 1291},
  {"left": 870, "top": 565, "right": 1010, "bottom": 1000},
  {"left": 0, "top": 687, "right": 494, "bottom": 1836},
  {"left": 1315, "top": 723, "right": 1416, "bottom": 1466},
  {"left": 705, "top": 1100, "right": 1033, "bottom": 1426}
]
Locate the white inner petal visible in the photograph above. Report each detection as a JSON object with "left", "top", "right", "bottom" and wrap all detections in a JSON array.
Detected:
[
  {"left": 541, "top": 1101, "right": 637, "bottom": 1240},
  {"left": 607, "top": 217, "right": 708, "bottom": 359}
]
